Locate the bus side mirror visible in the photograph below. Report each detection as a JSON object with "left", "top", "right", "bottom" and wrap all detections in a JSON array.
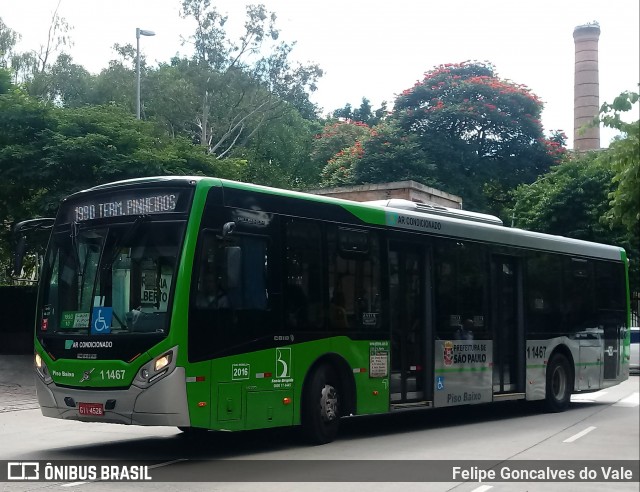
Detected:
[{"left": 225, "top": 246, "right": 242, "bottom": 290}]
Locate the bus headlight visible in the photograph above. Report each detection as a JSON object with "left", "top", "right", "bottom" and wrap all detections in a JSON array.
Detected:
[
  {"left": 134, "top": 348, "right": 177, "bottom": 388},
  {"left": 35, "top": 353, "right": 53, "bottom": 384},
  {"left": 154, "top": 353, "right": 172, "bottom": 372}
]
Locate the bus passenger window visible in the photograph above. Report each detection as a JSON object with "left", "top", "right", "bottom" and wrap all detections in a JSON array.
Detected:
[
  {"left": 327, "top": 226, "right": 382, "bottom": 332},
  {"left": 284, "top": 219, "right": 323, "bottom": 330}
]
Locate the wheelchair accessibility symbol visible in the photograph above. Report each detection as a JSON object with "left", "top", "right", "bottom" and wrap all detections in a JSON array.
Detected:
[
  {"left": 91, "top": 307, "right": 112, "bottom": 334},
  {"left": 436, "top": 376, "right": 445, "bottom": 391}
]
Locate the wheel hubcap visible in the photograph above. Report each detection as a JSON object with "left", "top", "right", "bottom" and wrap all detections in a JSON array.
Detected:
[
  {"left": 320, "top": 384, "right": 338, "bottom": 422},
  {"left": 552, "top": 365, "right": 566, "bottom": 400}
]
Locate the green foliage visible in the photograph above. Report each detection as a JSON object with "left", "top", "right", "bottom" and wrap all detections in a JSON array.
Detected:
[
  {"left": 512, "top": 153, "right": 611, "bottom": 238},
  {"left": 0, "top": 90, "right": 244, "bottom": 283},
  {"left": 235, "top": 105, "right": 320, "bottom": 189},
  {"left": 352, "top": 121, "right": 435, "bottom": 185},
  {"left": 596, "top": 90, "right": 639, "bottom": 232},
  {"left": 319, "top": 121, "right": 437, "bottom": 188},
  {"left": 333, "top": 97, "right": 388, "bottom": 126},
  {"left": 311, "top": 120, "right": 371, "bottom": 174},
  {"left": 393, "top": 61, "right": 566, "bottom": 213},
  {"left": 178, "top": 0, "right": 322, "bottom": 155},
  {"left": 0, "top": 67, "right": 11, "bottom": 93},
  {"left": 0, "top": 17, "right": 20, "bottom": 68}
]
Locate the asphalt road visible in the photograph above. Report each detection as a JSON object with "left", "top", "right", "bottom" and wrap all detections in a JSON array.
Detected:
[{"left": 0, "top": 355, "right": 638, "bottom": 492}]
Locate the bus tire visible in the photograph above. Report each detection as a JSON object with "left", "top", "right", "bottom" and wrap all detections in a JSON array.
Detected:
[
  {"left": 302, "top": 364, "right": 341, "bottom": 444},
  {"left": 545, "top": 352, "right": 573, "bottom": 412}
]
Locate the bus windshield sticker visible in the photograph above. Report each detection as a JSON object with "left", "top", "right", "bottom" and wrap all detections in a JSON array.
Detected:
[
  {"left": 91, "top": 307, "right": 112, "bottom": 335},
  {"left": 369, "top": 341, "right": 389, "bottom": 378},
  {"left": 61, "top": 311, "right": 91, "bottom": 329}
]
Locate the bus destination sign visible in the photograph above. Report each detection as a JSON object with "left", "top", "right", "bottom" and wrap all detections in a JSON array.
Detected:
[{"left": 68, "top": 192, "right": 180, "bottom": 222}]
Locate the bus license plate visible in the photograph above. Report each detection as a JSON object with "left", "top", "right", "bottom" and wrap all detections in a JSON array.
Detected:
[{"left": 78, "top": 402, "right": 104, "bottom": 416}]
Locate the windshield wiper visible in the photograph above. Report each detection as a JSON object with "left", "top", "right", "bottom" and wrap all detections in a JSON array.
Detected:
[
  {"left": 70, "top": 221, "right": 83, "bottom": 279},
  {"left": 102, "top": 214, "right": 151, "bottom": 271}
]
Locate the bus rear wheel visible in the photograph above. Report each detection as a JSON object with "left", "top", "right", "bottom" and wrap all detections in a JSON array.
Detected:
[
  {"left": 545, "top": 353, "right": 573, "bottom": 412},
  {"left": 302, "top": 364, "right": 341, "bottom": 444}
]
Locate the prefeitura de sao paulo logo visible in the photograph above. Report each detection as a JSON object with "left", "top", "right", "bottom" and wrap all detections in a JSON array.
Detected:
[{"left": 444, "top": 341, "right": 454, "bottom": 366}]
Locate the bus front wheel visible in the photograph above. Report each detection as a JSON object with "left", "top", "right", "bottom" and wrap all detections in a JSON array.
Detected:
[
  {"left": 545, "top": 352, "right": 573, "bottom": 412},
  {"left": 302, "top": 364, "right": 341, "bottom": 444}
]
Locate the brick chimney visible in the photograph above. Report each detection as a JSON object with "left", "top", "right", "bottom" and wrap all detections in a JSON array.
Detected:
[{"left": 573, "top": 22, "right": 601, "bottom": 150}]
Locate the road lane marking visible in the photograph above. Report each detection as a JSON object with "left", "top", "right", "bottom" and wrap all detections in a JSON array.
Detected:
[
  {"left": 61, "top": 483, "right": 87, "bottom": 487},
  {"left": 471, "top": 486, "right": 493, "bottom": 492},
  {"left": 563, "top": 426, "right": 597, "bottom": 443},
  {"left": 614, "top": 392, "right": 639, "bottom": 407}
]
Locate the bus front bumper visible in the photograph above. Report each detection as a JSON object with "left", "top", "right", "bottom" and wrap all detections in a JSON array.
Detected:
[{"left": 35, "top": 366, "right": 190, "bottom": 426}]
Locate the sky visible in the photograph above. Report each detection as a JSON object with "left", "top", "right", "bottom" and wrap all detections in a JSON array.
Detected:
[{"left": 3, "top": 0, "right": 639, "bottom": 148}]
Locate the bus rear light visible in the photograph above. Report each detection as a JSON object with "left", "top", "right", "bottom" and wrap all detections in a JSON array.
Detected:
[
  {"left": 198, "top": 402, "right": 207, "bottom": 407},
  {"left": 372, "top": 390, "right": 379, "bottom": 396},
  {"left": 282, "top": 397, "right": 292, "bottom": 405}
]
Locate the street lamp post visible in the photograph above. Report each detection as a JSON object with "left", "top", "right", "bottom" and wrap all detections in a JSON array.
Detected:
[{"left": 136, "top": 27, "right": 155, "bottom": 119}]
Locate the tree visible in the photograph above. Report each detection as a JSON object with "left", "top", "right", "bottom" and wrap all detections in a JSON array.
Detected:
[
  {"left": 177, "top": 1, "right": 323, "bottom": 157},
  {"left": 234, "top": 105, "right": 321, "bottom": 189},
  {"left": 0, "top": 90, "right": 244, "bottom": 280},
  {"left": 310, "top": 120, "right": 371, "bottom": 173},
  {"left": 0, "top": 67, "right": 10, "bottom": 93},
  {"left": 320, "top": 121, "right": 436, "bottom": 187},
  {"left": 0, "top": 17, "right": 20, "bottom": 68},
  {"left": 393, "top": 61, "right": 566, "bottom": 213},
  {"left": 333, "top": 97, "right": 388, "bottom": 126},
  {"left": 21, "top": 1, "right": 74, "bottom": 100},
  {"left": 596, "top": 89, "right": 640, "bottom": 232},
  {"left": 44, "top": 53, "right": 92, "bottom": 106},
  {"left": 352, "top": 121, "right": 436, "bottom": 185}
]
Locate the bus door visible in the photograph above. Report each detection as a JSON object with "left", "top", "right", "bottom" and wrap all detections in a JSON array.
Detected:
[
  {"left": 389, "top": 241, "right": 432, "bottom": 404},
  {"left": 491, "top": 255, "right": 525, "bottom": 396}
]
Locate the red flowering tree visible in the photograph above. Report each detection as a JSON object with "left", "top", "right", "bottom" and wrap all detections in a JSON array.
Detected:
[
  {"left": 394, "top": 61, "right": 566, "bottom": 213},
  {"left": 320, "top": 121, "right": 436, "bottom": 187},
  {"left": 310, "top": 120, "right": 371, "bottom": 181}
]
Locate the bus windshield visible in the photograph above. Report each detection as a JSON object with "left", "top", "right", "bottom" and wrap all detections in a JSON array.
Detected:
[{"left": 38, "top": 219, "right": 185, "bottom": 337}]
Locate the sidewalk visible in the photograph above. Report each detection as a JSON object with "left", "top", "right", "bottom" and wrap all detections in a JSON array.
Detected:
[{"left": 0, "top": 355, "right": 38, "bottom": 412}]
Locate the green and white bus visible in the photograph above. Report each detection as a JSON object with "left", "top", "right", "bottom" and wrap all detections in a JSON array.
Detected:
[{"left": 24, "top": 176, "right": 632, "bottom": 444}]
